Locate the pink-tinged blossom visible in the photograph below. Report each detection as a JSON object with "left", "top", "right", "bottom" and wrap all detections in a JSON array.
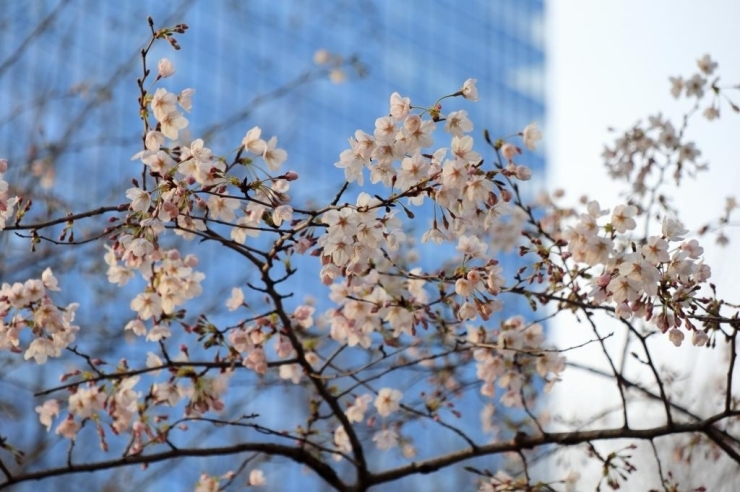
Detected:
[
  {"left": 456, "top": 235, "right": 488, "bottom": 258},
  {"left": 522, "top": 123, "right": 542, "bottom": 150},
  {"left": 242, "top": 127, "right": 266, "bottom": 155},
  {"left": 40, "top": 267, "right": 60, "bottom": 292},
  {"left": 151, "top": 88, "right": 177, "bottom": 121},
  {"left": 195, "top": 474, "right": 219, "bottom": 492},
  {"left": 451, "top": 135, "right": 481, "bottom": 164},
  {"left": 159, "top": 110, "right": 188, "bottom": 140},
  {"left": 335, "top": 140, "right": 368, "bottom": 185},
  {"left": 607, "top": 276, "right": 641, "bottom": 305},
  {"left": 444, "top": 109, "right": 473, "bottom": 137},
  {"left": 334, "top": 426, "right": 352, "bottom": 456},
  {"left": 34, "top": 300, "right": 63, "bottom": 333},
  {"left": 125, "top": 318, "right": 147, "bottom": 336},
  {"left": 612, "top": 205, "right": 637, "bottom": 234},
  {"left": 112, "top": 377, "right": 141, "bottom": 432},
  {"left": 421, "top": 226, "right": 447, "bottom": 244},
  {"left": 370, "top": 141, "right": 400, "bottom": 167},
  {"left": 668, "top": 327, "right": 685, "bottom": 347},
  {"left": 680, "top": 239, "right": 704, "bottom": 259},
  {"left": 441, "top": 158, "right": 467, "bottom": 190},
  {"left": 68, "top": 386, "right": 106, "bottom": 419},
  {"left": 131, "top": 292, "right": 163, "bottom": 320},
  {"left": 157, "top": 58, "right": 175, "bottom": 78},
  {"left": 515, "top": 164, "right": 532, "bottom": 181},
  {"left": 455, "top": 278, "right": 475, "bottom": 297},
  {"left": 146, "top": 352, "right": 163, "bottom": 372},
  {"left": 226, "top": 287, "right": 244, "bottom": 311},
  {"left": 465, "top": 174, "right": 493, "bottom": 202},
  {"left": 178, "top": 88, "right": 195, "bottom": 112},
  {"left": 374, "top": 116, "right": 397, "bottom": 142},
  {"left": 145, "top": 131, "right": 165, "bottom": 151},
  {"left": 140, "top": 150, "right": 176, "bottom": 174},
  {"left": 692, "top": 330, "right": 709, "bottom": 347},
  {"left": 653, "top": 311, "right": 676, "bottom": 333},
  {"left": 105, "top": 252, "right": 134, "bottom": 286},
  {"left": 669, "top": 76, "right": 683, "bottom": 98},
  {"left": 24, "top": 338, "right": 60, "bottom": 364},
  {"left": 486, "top": 264, "right": 505, "bottom": 295},
  {"left": 263, "top": 136, "right": 287, "bottom": 171},
  {"left": 501, "top": 143, "right": 520, "bottom": 162},
  {"left": 662, "top": 217, "right": 688, "bottom": 241},
  {"left": 146, "top": 324, "right": 172, "bottom": 342},
  {"left": 153, "top": 383, "right": 180, "bottom": 406},
  {"left": 244, "top": 346, "right": 267, "bottom": 374},
  {"left": 694, "top": 261, "right": 711, "bottom": 283},
  {"left": 697, "top": 54, "right": 718, "bottom": 75},
  {"left": 346, "top": 394, "right": 373, "bottom": 423},
  {"left": 24, "top": 279, "right": 45, "bottom": 303},
  {"left": 292, "top": 304, "right": 315, "bottom": 329},
  {"left": 461, "top": 78, "right": 479, "bottom": 101},
  {"left": 35, "top": 399, "right": 59, "bottom": 431},
  {"left": 373, "top": 429, "right": 399, "bottom": 450},
  {"left": 397, "top": 152, "right": 430, "bottom": 192},
  {"left": 279, "top": 364, "right": 302, "bottom": 384},
  {"left": 231, "top": 213, "right": 262, "bottom": 244},
  {"left": 389, "top": 92, "right": 411, "bottom": 120},
  {"left": 703, "top": 106, "right": 720, "bottom": 121},
  {"left": 181, "top": 138, "right": 213, "bottom": 164},
  {"left": 523, "top": 323, "right": 545, "bottom": 348},
  {"left": 55, "top": 416, "right": 81, "bottom": 440},
  {"left": 583, "top": 235, "right": 613, "bottom": 266},
  {"left": 272, "top": 205, "right": 293, "bottom": 227},
  {"left": 457, "top": 301, "right": 479, "bottom": 321},
  {"left": 374, "top": 388, "right": 402, "bottom": 417},
  {"left": 248, "top": 470, "right": 266, "bottom": 487},
  {"left": 207, "top": 194, "right": 239, "bottom": 222},
  {"left": 126, "top": 187, "right": 151, "bottom": 213},
  {"left": 400, "top": 114, "right": 435, "bottom": 150},
  {"left": 642, "top": 236, "right": 670, "bottom": 264},
  {"left": 618, "top": 253, "right": 660, "bottom": 296},
  {"left": 684, "top": 73, "right": 706, "bottom": 98}
]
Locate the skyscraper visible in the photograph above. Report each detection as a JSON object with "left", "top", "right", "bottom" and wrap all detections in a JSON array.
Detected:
[{"left": 0, "top": 1, "right": 544, "bottom": 489}]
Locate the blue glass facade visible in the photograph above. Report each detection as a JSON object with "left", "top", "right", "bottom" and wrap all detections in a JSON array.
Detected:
[{"left": 0, "top": 1, "right": 544, "bottom": 490}]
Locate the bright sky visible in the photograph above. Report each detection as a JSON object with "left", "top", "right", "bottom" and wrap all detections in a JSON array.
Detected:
[
  {"left": 548, "top": 1, "right": 740, "bottom": 488},
  {"left": 549, "top": 0, "right": 740, "bottom": 227}
]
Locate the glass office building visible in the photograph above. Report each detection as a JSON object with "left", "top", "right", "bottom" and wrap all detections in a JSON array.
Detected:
[{"left": 0, "top": 1, "right": 544, "bottom": 490}]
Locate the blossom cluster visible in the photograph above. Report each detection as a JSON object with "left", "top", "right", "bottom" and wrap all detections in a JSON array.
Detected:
[
  {"left": 0, "top": 159, "right": 19, "bottom": 231},
  {"left": 7, "top": 34, "right": 734, "bottom": 492},
  {"left": 669, "top": 53, "right": 722, "bottom": 120},
  {"left": 560, "top": 199, "right": 711, "bottom": 346},
  {"left": 470, "top": 317, "right": 564, "bottom": 404},
  {"left": 0, "top": 268, "right": 79, "bottom": 364}
]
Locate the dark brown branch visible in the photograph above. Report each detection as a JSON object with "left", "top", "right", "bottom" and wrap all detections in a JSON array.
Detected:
[
  {"left": 34, "top": 359, "right": 296, "bottom": 397},
  {"left": 727, "top": 330, "right": 737, "bottom": 412},
  {"left": 625, "top": 320, "right": 673, "bottom": 426},
  {"left": 4, "top": 205, "right": 124, "bottom": 232},
  {"left": 585, "top": 311, "right": 630, "bottom": 428},
  {"left": 0, "top": 441, "right": 345, "bottom": 491},
  {"left": 365, "top": 412, "right": 740, "bottom": 488}
]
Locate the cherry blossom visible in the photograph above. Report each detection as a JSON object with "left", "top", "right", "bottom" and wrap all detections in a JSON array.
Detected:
[
  {"left": 374, "top": 388, "right": 402, "bottom": 417},
  {"left": 461, "top": 78, "right": 479, "bottom": 101},
  {"left": 157, "top": 57, "right": 175, "bottom": 78},
  {"left": 521, "top": 122, "right": 542, "bottom": 150},
  {"left": 3, "top": 22, "right": 740, "bottom": 492}
]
